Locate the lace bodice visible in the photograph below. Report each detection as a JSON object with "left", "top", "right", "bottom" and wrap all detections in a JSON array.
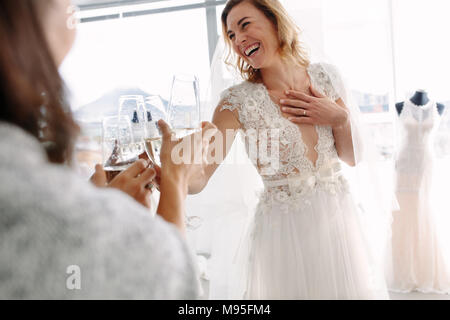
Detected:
[{"left": 219, "top": 63, "right": 349, "bottom": 203}]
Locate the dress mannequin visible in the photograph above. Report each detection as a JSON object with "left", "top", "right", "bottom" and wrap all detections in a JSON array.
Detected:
[{"left": 388, "top": 89, "right": 450, "bottom": 294}]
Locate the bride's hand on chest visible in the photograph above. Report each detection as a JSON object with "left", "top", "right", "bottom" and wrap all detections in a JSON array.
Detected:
[{"left": 279, "top": 85, "right": 349, "bottom": 129}]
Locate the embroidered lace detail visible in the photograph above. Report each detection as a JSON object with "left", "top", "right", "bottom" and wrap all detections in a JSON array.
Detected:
[
  {"left": 257, "top": 174, "right": 350, "bottom": 215},
  {"left": 307, "top": 63, "right": 342, "bottom": 101},
  {"left": 219, "top": 63, "right": 347, "bottom": 201}
]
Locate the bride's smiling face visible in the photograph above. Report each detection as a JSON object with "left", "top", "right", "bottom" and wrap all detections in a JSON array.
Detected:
[{"left": 226, "top": 1, "right": 280, "bottom": 70}]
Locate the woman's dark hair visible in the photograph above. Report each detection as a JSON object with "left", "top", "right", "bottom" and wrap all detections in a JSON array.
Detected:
[{"left": 0, "top": 0, "right": 79, "bottom": 163}]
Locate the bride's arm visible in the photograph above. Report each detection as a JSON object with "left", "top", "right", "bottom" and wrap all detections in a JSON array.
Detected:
[
  {"left": 332, "top": 98, "right": 356, "bottom": 167},
  {"left": 188, "top": 102, "right": 241, "bottom": 194}
]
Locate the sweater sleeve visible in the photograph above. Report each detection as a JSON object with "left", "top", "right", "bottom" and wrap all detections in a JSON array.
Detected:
[{"left": 0, "top": 161, "right": 200, "bottom": 299}]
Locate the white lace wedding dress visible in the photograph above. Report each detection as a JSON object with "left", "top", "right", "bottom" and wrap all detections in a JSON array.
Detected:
[
  {"left": 388, "top": 99, "right": 450, "bottom": 294},
  {"left": 219, "top": 63, "right": 389, "bottom": 299}
]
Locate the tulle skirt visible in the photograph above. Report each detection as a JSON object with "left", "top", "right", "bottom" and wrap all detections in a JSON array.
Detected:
[{"left": 230, "top": 188, "right": 390, "bottom": 300}]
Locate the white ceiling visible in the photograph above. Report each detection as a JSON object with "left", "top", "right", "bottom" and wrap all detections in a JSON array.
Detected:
[{"left": 73, "top": 0, "right": 169, "bottom": 10}]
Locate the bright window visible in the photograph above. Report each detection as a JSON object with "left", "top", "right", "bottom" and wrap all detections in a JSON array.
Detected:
[{"left": 61, "top": 4, "right": 211, "bottom": 113}]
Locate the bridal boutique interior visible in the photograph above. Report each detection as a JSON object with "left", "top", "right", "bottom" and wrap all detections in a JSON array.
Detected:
[{"left": 65, "top": 0, "right": 450, "bottom": 300}]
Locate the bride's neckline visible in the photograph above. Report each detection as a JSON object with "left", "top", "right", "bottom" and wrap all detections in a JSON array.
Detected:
[{"left": 255, "top": 64, "right": 313, "bottom": 94}]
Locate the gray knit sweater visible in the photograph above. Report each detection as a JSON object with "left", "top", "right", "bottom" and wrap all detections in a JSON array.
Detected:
[{"left": 0, "top": 122, "right": 199, "bottom": 299}]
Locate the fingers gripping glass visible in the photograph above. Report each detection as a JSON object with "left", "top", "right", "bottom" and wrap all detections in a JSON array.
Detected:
[{"left": 118, "top": 95, "right": 158, "bottom": 191}]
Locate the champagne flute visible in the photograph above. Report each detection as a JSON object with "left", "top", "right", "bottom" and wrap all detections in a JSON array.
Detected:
[
  {"left": 145, "top": 95, "right": 167, "bottom": 122},
  {"left": 142, "top": 96, "right": 168, "bottom": 216},
  {"left": 168, "top": 74, "right": 203, "bottom": 230},
  {"left": 102, "top": 115, "right": 137, "bottom": 182},
  {"left": 143, "top": 96, "right": 167, "bottom": 167},
  {"left": 168, "top": 74, "right": 201, "bottom": 139},
  {"left": 118, "top": 95, "right": 147, "bottom": 157}
]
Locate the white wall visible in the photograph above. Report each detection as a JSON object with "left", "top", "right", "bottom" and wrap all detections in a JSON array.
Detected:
[{"left": 392, "top": 0, "right": 450, "bottom": 102}]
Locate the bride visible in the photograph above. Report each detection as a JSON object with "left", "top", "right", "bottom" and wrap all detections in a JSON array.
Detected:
[{"left": 189, "top": 0, "right": 391, "bottom": 299}]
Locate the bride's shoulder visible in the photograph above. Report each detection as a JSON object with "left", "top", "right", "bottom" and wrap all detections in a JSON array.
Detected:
[
  {"left": 220, "top": 81, "right": 261, "bottom": 104},
  {"left": 218, "top": 81, "right": 264, "bottom": 118},
  {"left": 307, "top": 62, "right": 342, "bottom": 80},
  {"left": 307, "top": 62, "right": 345, "bottom": 101}
]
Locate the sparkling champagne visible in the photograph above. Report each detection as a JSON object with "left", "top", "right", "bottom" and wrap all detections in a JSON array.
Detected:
[
  {"left": 144, "top": 137, "right": 162, "bottom": 166},
  {"left": 104, "top": 164, "right": 131, "bottom": 183}
]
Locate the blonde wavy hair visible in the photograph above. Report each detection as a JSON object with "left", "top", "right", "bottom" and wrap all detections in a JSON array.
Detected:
[{"left": 221, "top": 0, "right": 310, "bottom": 83}]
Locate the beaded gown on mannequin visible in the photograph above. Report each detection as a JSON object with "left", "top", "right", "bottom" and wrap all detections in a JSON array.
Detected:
[
  {"left": 388, "top": 99, "right": 450, "bottom": 294},
  {"left": 217, "top": 63, "right": 389, "bottom": 299}
]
